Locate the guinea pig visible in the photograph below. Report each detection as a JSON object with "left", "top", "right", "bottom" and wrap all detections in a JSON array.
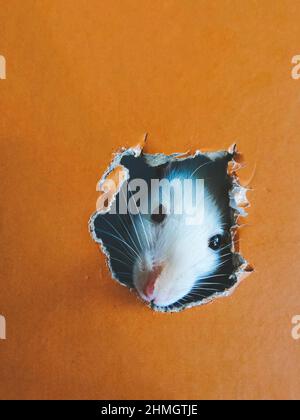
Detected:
[{"left": 90, "top": 150, "right": 237, "bottom": 312}]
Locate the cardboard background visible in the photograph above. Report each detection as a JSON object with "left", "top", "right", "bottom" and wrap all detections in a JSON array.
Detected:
[{"left": 0, "top": 0, "right": 299, "bottom": 399}]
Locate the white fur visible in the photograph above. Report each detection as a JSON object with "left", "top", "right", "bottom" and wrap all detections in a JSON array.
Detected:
[{"left": 133, "top": 179, "right": 224, "bottom": 308}]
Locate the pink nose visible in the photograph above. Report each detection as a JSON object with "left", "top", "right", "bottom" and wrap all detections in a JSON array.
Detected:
[{"left": 143, "top": 266, "right": 163, "bottom": 300}]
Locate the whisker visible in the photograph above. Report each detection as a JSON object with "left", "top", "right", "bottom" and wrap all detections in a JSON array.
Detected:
[
  {"left": 192, "top": 283, "right": 222, "bottom": 292},
  {"left": 199, "top": 273, "right": 228, "bottom": 280},
  {"left": 219, "top": 239, "right": 241, "bottom": 253},
  {"left": 174, "top": 275, "right": 229, "bottom": 295},
  {"left": 95, "top": 228, "right": 142, "bottom": 262},
  {"left": 192, "top": 286, "right": 222, "bottom": 293},
  {"left": 109, "top": 256, "right": 132, "bottom": 267},
  {"left": 196, "top": 281, "right": 226, "bottom": 286},
  {"left": 184, "top": 292, "right": 207, "bottom": 299},
  {"left": 121, "top": 188, "right": 144, "bottom": 253},
  {"left": 218, "top": 252, "right": 233, "bottom": 260},
  {"left": 116, "top": 214, "right": 142, "bottom": 256},
  {"left": 190, "top": 160, "right": 213, "bottom": 177},
  {"left": 117, "top": 214, "right": 140, "bottom": 252},
  {"left": 100, "top": 239, "right": 136, "bottom": 264},
  {"left": 128, "top": 190, "right": 150, "bottom": 249},
  {"left": 181, "top": 252, "right": 232, "bottom": 278},
  {"left": 215, "top": 258, "right": 232, "bottom": 269},
  {"left": 102, "top": 216, "right": 140, "bottom": 256}
]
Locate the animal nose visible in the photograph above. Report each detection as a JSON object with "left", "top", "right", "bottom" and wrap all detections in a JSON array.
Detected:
[
  {"left": 143, "top": 265, "right": 163, "bottom": 300},
  {"left": 144, "top": 276, "right": 156, "bottom": 299}
]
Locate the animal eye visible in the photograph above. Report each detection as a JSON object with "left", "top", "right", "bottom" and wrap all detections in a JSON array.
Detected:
[
  {"left": 209, "top": 234, "right": 222, "bottom": 251},
  {"left": 151, "top": 204, "right": 166, "bottom": 224}
]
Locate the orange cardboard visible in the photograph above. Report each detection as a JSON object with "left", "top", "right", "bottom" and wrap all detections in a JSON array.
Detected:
[{"left": 0, "top": 0, "right": 300, "bottom": 400}]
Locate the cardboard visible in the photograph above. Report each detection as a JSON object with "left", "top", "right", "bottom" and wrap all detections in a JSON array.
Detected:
[{"left": 1, "top": 0, "right": 300, "bottom": 400}]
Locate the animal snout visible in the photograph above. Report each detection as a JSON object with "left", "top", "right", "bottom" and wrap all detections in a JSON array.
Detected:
[{"left": 143, "top": 265, "right": 163, "bottom": 301}]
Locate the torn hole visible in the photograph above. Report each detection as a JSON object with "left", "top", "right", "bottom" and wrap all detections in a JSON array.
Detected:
[{"left": 89, "top": 143, "right": 252, "bottom": 312}]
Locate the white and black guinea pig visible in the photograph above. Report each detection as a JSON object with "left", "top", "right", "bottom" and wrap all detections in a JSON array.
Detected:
[{"left": 91, "top": 151, "right": 237, "bottom": 312}]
